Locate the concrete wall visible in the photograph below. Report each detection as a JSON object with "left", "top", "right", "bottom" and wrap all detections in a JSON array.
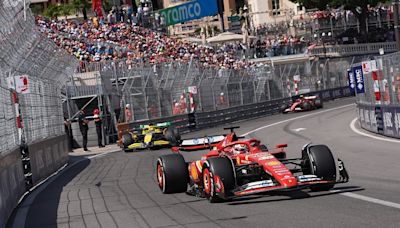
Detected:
[
  {"left": 0, "top": 148, "right": 26, "bottom": 228},
  {"left": 28, "top": 135, "right": 69, "bottom": 185}
]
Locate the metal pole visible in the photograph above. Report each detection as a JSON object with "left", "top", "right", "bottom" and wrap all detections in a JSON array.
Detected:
[
  {"left": 220, "top": 13, "right": 225, "bottom": 32},
  {"left": 393, "top": 0, "right": 400, "bottom": 50},
  {"left": 23, "top": 0, "right": 27, "bottom": 21}
]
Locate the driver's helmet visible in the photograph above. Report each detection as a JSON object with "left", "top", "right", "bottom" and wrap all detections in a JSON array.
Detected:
[{"left": 233, "top": 144, "right": 248, "bottom": 155}]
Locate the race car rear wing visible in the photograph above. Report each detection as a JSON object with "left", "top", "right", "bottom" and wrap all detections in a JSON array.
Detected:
[{"left": 175, "top": 135, "right": 225, "bottom": 151}]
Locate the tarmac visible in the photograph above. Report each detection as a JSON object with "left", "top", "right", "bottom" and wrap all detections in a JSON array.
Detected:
[{"left": 69, "top": 144, "right": 121, "bottom": 158}]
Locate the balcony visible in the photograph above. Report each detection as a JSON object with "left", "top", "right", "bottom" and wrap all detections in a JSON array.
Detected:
[{"left": 310, "top": 42, "right": 397, "bottom": 57}]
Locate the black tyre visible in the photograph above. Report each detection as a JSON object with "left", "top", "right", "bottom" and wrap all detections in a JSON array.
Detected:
[
  {"left": 300, "top": 101, "right": 312, "bottom": 111},
  {"left": 302, "top": 144, "right": 336, "bottom": 191},
  {"left": 164, "top": 127, "right": 181, "bottom": 146},
  {"left": 281, "top": 104, "right": 290, "bottom": 113},
  {"left": 156, "top": 154, "right": 189, "bottom": 194},
  {"left": 202, "top": 157, "right": 236, "bottom": 203},
  {"left": 314, "top": 98, "right": 323, "bottom": 109},
  {"left": 122, "top": 133, "right": 133, "bottom": 148}
]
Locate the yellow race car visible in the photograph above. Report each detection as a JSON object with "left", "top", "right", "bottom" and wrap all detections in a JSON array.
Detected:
[{"left": 121, "top": 122, "right": 181, "bottom": 151}]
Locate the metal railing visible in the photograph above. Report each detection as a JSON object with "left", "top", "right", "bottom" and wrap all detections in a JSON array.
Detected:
[{"left": 310, "top": 42, "right": 397, "bottom": 57}]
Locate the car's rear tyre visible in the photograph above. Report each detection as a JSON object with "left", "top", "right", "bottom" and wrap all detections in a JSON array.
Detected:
[
  {"left": 164, "top": 127, "right": 181, "bottom": 146},
  {"left": 203, "top": 157, "right": 235, "bottom": 203},
  {"left": 300, "top": 101, "right": 312, "bottom": 111},
  {"left": 302, "top": 144, "right": 336, "bottom": 191},
  {"left": 156, "top": 154, "right": 188, "bottom": 194},
  {"left": 314, "top": 98, "right": 323, "bottom": 109},
  {"left": 122, "top": 133, "right": 133, "bottom": 148}
]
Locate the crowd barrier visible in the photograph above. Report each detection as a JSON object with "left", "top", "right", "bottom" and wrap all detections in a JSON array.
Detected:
[
  {"left": 0, "top": 148, "right": 26, "bottom": 228},
  {"left": 357, "top": 103, "right": 400, "bottom": 139}
]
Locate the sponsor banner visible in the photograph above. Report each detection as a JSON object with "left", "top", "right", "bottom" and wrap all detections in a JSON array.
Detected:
[
  {"left": 160, "top": 0, "right": 219, "bottom": 26},
  {"left": 362, "top": 60, "right": 377, "bottom": 74},
  {"left": 357, "top": 104, "right": 400, "bottom": 139},
  {"left": 347, "top": 68, "right": 356, "bottom": 94},
  {"left": 353, "top": 65, "right": 365, "bottom": 94},
  {"left": 92, "top": 0, "right": 103, "bottom": 18},
  {"left": 7, "top": 75, "right": 30, "bottom": 94}
]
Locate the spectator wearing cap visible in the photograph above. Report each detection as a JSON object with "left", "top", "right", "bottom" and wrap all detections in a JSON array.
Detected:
[{"left": 93, "top": 108, "right": 105, "bottom": 148}]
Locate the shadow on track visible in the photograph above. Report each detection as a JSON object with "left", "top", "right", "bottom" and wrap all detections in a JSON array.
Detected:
[
  {"left": 7, "top": 158, "right": 91, "bottom": 228},
  {"left": 227, "top": 186, "right": 364, "bottom": 206}
]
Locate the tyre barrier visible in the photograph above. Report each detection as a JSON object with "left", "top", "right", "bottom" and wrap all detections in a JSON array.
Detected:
[
  {"left": 357, "top": 103, "right": 400, "bottom": 139},
  {"left": 0, "top": 134, "right": 69, "bottom": 228}
]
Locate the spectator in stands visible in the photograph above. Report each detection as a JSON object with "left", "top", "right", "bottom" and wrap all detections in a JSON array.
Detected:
[{"left": 78, "top": 110, "right": 89, "bottom": 151}]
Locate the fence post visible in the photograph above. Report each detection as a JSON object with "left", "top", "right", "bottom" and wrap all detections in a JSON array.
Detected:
[{"left": 239, "top": 76, "right": 244, "bottom": 105}]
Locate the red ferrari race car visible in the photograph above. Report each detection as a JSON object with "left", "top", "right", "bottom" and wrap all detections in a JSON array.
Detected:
[
  {"left": 281, "top": 95, "right": 323, "bottom": 113},
  {"left": 156, "top": 128, "right": 349, "bottom": 203}
]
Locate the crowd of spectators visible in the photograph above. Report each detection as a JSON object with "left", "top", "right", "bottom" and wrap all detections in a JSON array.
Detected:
[{"left": 36, "top": 16, "right": 263, "bottom": 70}]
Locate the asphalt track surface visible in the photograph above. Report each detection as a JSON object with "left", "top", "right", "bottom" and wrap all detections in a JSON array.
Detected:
[{"left": 10, "top": 97, "right": 400, "bottom": 228}]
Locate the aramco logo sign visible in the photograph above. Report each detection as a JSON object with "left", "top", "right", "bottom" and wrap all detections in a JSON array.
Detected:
[{"left": 160, "top": 0, "right": 218, "bottom": 26}]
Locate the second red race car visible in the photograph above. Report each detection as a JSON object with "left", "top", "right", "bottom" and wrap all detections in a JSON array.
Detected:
[
  {"left": 281, "top": 95, "right": 323, "bottom": 113},
  {"left": 156, "top": 127, "right": 349, "bottom": 203}
]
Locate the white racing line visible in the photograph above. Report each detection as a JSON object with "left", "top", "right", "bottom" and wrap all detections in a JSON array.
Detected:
[
  {"left": 242, "top": 103, "right": 400, "bottom": 210},
  {"left": 12, "top": 149, "right": 121, "bottom": 228}
]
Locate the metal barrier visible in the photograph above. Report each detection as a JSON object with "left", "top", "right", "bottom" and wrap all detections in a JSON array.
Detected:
[
  {"left": 357, "top": 103, "right": 400, "bottom": 139},
  {"left": 0, "top": 2, "right": 78, "bottom": 227},
  {"left": 118, "top": 86, "right": 353, "bottom": 136},
  {"left": 310, "top": 42, "right": 397, "bottom": 57}
]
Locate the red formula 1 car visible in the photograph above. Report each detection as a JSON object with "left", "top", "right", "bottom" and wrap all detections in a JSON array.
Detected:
[
  {"left": 156, "top": 127, "right": 349, "bottom": 203},
  {"left": 281, "top": 95, "right": 323, "bottom": 113}
]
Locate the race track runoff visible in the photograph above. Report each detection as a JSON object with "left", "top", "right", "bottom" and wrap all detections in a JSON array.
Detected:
[{"left": 10, "top": 97, "right": 400, "bottom": 228}]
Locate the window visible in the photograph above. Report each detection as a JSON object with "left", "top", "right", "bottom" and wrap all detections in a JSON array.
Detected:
[{"left": 272, "top": 0, "right": 280, "bottom": 16}]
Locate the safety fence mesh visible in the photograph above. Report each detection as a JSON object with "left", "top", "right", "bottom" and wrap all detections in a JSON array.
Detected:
[
  {"left": 70, "top": 55, "right": 366, "bottom": 123},
  {"left": 0, "top": 0, "right": 78, "bottom": 154},
  {"left": 354, "top": 52, "right": 400, "bottom": 105}
]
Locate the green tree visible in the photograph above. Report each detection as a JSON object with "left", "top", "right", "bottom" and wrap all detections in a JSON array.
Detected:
[
  {"left": 292, "top": 0, "right": 385, "bottom": 35},
  {"left": 72, "top": 0, "right": 91, "bottom": 20},
  {"left": 43, "top": 4, "right": 62, "bottom": 19},
  {"left": 31, "top": 4, "right": 44, "bottom": 15},
  {"left": 59, "top": 4, "right": 74, "bottom": 20}
]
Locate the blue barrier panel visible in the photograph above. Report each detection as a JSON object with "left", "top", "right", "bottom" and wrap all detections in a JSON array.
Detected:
[{"left": 357, "top": 103, "right": 400, "bottom": 139}]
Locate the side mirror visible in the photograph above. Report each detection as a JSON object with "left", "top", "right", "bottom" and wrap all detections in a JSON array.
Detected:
[
  {"left": 275, "top": 144, "right": 288, "bottom": 149},
  {"left": 171, "top": 147, "right": 180, "bottom": 153}
]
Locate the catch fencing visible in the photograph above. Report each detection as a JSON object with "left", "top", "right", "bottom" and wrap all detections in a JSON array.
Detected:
[
  {"left": 72, "top": 55, "right": 361, "bottom": 126},
  {"left": 0, "top": 1, "right": 78, "bottom": 228},
  {"left": 353, "top": 52, "right": 400, "bottom": 138}
]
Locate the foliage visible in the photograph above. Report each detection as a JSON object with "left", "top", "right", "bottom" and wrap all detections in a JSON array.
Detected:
[
  {"left": 31, "top": 4, "right": 44, "bottom": 15},
  {"left": 43, "top": 4, "right": 62, "bottom": 19},
  {"left": 59, "top": 4, "right": 74, "bottom": 19},
  {"left": 72, "top": 0, "right": 91, "bottom": 20}
]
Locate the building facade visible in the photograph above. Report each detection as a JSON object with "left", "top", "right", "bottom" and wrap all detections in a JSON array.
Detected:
[{"left": 247, "top": 0, "right": 305, "bottom": 27}]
